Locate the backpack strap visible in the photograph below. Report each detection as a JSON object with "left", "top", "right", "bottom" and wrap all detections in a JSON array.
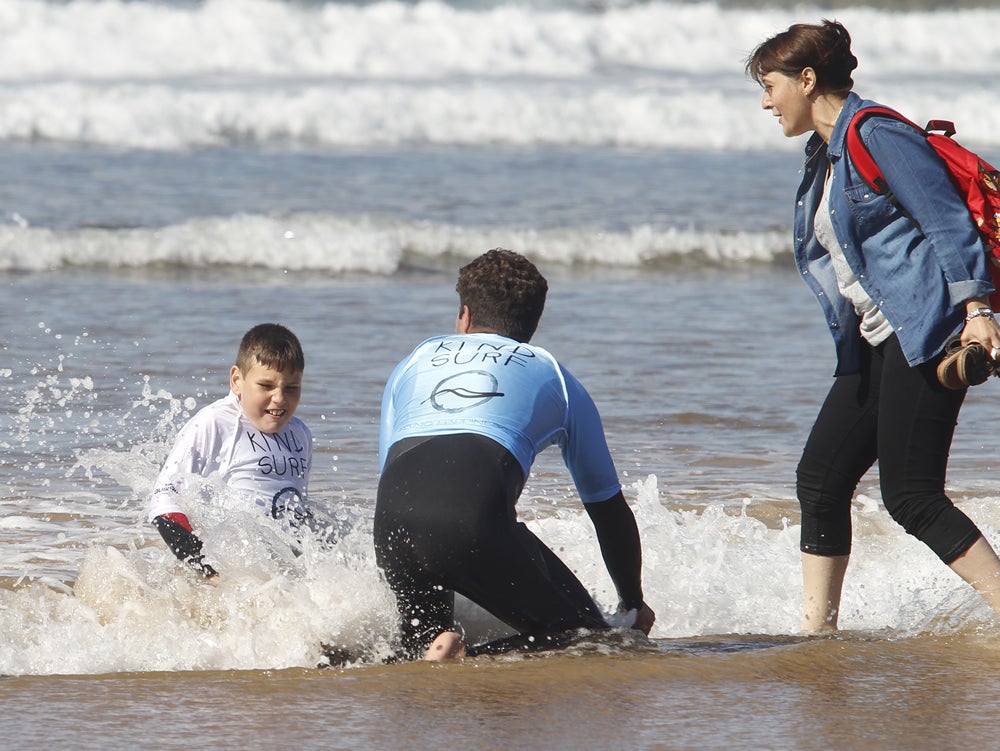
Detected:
[
  {"left": 926, "top": 120, "right": 957, "bottom": 138},
  {"left": 845, "top": 106, "right": 926, "bottom": 196}
]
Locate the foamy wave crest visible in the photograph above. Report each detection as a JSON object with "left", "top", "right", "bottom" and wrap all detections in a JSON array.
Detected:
[
  {"left": 0, "top": 1, "right": 790, "bottom": 80},
  {"left": 2, "top": 1, "right": 1000, "bottom": 150},
  {"left": 5, "top": 1, "right": 999, "bottom": 81},
  {"left": 0, "top": 79, "right": 774, "bottom": 150},
  {"left": 4, "top": 79, "right": 998, "bottom": 152},
  {"left": 0, "top": 212, "right": 790, "bottom": 272},
  {"left": 0, "top": 214, "right": 404, "bottom": 273}
]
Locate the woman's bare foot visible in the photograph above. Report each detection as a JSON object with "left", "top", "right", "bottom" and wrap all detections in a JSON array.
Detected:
[{"left": 423, "top": 631, "right": 466, "bottom": 661}]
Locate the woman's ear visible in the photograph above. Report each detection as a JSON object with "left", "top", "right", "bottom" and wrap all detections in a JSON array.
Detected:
[{"left": 800, "top": 66, "right": 818, "bottom": 96}]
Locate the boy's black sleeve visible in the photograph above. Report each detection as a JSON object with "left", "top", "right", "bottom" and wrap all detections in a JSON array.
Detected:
[
  {"left": 584, "top": 490, "right": 645, "bottom": 610},
  {"left": 152, "top": 515, "right": 218, "bottom": 578}
]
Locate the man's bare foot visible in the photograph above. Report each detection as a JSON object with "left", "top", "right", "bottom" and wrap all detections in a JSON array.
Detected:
[{"left": 423, "top": 631, "right": 466, "bottom": 661}]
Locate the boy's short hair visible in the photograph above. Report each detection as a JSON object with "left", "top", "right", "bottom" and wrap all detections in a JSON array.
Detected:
[
  {"left": 456, "top": 248, "right": 547, "bottom": 343},
  {"left": 236, "top": 323, "right": 305, "bottom": 374}
]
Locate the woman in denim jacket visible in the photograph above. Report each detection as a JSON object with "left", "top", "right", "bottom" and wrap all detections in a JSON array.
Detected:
[{"left": 747, "top": 19, "right": 1000, "bottom": 631}]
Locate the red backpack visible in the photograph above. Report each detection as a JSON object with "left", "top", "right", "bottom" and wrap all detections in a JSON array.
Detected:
[{"left": 846, "top": 106, "right": 1000, "bottom": 311}]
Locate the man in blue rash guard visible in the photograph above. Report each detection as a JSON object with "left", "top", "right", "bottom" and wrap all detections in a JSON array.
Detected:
[{"left": 374, "top": 248, "right": 656, "bottom": 661}]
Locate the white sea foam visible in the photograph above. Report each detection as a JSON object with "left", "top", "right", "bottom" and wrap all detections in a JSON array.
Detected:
[
  {"left": 2, "top": 469, "right": 997, "bottom": 676},
  {"left": 1, "top": 0, "right": 999, "bottom": 150},
  {"left": 0, "top": 211, "right": 790, "bottom": 271}
]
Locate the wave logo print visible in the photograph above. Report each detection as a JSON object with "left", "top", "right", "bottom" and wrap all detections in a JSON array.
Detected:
[
  {"left": 425, "top": 370, "right": 504, "bottom": 413},
  {"left": 271, "top": 486, "right": 312, "bottom": 527}
]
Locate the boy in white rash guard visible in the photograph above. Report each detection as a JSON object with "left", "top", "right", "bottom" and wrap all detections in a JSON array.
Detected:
[
  {"left": 375, "top": 248, "right": 656, "bottom": 661},
  {"left": 148, "top": 323, "right": 312, "bottom": 579}
]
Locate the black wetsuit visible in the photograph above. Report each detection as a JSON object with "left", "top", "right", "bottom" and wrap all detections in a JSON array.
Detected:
[{"left": 374, "top": 434, "right": 642, "bottom": 658}]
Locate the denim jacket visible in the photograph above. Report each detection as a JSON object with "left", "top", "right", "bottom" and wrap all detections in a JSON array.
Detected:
[{"left": 793, "top": 91, "right": 993, "bottom": 375}]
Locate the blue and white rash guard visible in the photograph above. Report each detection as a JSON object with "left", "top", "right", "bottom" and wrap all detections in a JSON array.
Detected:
[{"left": 379, "top": 333, "right": 621, "bottom": 504}]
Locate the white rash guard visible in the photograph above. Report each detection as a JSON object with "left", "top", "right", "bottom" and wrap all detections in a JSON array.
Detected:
[{"left": 147, "top": 391, "right": 313, "bottom": 522}]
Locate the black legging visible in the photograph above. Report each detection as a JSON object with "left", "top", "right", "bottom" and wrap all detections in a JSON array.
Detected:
[
  {"left": 797, "top": 335, "right": 981, "bottom": 563},
  {"left": 374, "top": 433, "right": 608, "bottom": 658}
]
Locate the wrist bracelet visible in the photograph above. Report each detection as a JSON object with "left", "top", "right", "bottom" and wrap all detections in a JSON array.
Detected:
[{"left": 965, "top": 307, "right": 995, "bottom": 322}]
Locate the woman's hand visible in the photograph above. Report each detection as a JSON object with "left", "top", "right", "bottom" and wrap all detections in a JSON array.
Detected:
[{"left": 961, "top": 300, "right": 1000, "bottom": 359}]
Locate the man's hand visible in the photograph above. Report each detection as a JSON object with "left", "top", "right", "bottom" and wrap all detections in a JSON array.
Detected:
[
  {"left": 631, "top": 602, "right": 656, "bottom": 636},
  {"left": 614, "top": 602, "right": 655, "bottom": 635}
]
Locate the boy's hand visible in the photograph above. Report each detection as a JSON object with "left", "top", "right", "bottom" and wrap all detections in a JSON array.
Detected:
[{"left": 195, "top": 558, "right": 219, "bottom": 580}]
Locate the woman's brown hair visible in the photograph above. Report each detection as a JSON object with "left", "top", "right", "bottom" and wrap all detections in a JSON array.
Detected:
[{"left": 746, "top": 19, "right": 858, "bottom": 95}]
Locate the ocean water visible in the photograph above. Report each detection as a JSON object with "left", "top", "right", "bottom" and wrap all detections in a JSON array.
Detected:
[{"left": 5, "top": 1, "right": 1000, "bottom": 748}]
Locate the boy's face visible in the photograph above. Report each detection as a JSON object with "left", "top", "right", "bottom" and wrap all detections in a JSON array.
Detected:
[{"left": 230, "top": 360, "right": 302, "bottom": 434}]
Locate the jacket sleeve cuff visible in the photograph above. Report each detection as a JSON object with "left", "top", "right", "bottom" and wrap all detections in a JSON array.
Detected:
[{"left": 950, "top": 279, "right": 996, "bottom": 307}]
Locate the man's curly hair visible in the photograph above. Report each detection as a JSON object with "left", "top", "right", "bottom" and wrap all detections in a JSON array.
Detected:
[{"left": 456, "top": 248, "right": 548, "bottom": 343}]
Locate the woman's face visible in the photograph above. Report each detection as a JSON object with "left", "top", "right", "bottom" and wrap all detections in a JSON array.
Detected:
[{"left": 760, "top": 70, "right": 813, "bottom": 138}]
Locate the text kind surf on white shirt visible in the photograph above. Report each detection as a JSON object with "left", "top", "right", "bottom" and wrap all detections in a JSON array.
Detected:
[{"left": 147, "top": 391, "right": 313, "bottom": 522}]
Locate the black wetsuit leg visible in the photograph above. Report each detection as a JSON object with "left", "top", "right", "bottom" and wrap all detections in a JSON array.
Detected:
[{"left": 374, "top": 433, "right": 609, "bottom": 658}]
